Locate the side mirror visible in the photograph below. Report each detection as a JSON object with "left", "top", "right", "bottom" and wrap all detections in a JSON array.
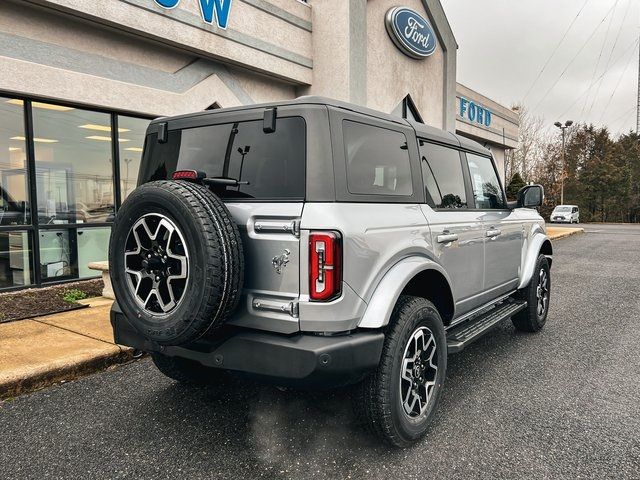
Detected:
[{"left": 517, "top": 184, "right": 544, "bottom": 208}]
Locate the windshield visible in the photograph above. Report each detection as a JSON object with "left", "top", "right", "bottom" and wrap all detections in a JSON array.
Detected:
[
  {"left": 139, "top": 117, "right": 306, "bottom": 200},
  {"left": 554, "top": 206, "right": 572, "bottom": 212}
]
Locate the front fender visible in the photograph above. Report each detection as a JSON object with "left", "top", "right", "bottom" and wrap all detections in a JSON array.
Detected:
[
  {"left": 358, "top": 257, "right": 452, "bottom": 329},
  {"left": 518, "top": 228, "right": 552, "bottom": 289}
]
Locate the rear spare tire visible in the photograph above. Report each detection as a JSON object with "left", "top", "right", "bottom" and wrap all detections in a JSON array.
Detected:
[{"left": 109, "top": 180, "right": 244, "bottom": 346}]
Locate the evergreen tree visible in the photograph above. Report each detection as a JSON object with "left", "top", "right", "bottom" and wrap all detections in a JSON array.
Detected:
[
  {"left": 506, "top": 172, "right": 526, "bottom": 200},
  {"left": 508, "top": 117, "right": 640, "bottom": 223}
]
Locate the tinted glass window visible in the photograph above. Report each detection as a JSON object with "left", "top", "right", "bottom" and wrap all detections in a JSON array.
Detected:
[
  {"left": 466, "top": 153, "right": 506, "bottom": 209},
  {"left": 343, "top": 121, "right": 412, "bottom": 196},
  {"left": 140, "top": 117, "right": 306, "bottom": 200},
  {"left": 420, "top": 142, "right": 467, "bottom": 208}
]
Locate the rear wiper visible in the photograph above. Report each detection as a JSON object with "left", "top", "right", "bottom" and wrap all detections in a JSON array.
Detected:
[{"left": 202, "top": 177, "right": 249, "bottom": 187}]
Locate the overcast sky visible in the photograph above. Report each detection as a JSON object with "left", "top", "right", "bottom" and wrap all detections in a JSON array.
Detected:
[{"left": 441, "top": 0, "right": 640, "bottom": 135}]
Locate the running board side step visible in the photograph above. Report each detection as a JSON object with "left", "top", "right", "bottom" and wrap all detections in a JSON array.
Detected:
[{"left": 446, "top": 299, "right": 527, "bottom": 353}]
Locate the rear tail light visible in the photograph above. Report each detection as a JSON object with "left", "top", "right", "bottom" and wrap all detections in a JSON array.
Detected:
[
  {"left": 309, "top": 231, "right": 342, "bottom": 301},
  {"left": 172, "top": 170, "right": 205, "bottom": 181}
]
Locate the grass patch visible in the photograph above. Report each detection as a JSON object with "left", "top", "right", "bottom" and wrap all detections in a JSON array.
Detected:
[{"left": 62, "top": 289, "right": 89, "bottom": 303}]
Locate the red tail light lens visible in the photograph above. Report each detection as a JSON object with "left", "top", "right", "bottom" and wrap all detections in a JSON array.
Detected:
[
  {"left": 172, "top": 170, "right": 205, "bottom": 181},
  {"left": 309, "top": 231, "right": 342, "bottom": 301}
]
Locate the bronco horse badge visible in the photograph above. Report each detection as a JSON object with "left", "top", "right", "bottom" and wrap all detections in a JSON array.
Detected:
[{"left": 272, "top": 249, "right": 291, "bottom": 274}]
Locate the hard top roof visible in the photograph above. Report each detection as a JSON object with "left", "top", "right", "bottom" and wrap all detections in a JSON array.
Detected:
[{"left": 151, "top": 96, "right": 490, "bottom": 156}]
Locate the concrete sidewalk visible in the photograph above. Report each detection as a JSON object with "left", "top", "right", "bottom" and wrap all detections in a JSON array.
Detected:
[
  {"left": 547, "top": 226, "right": 585, "bottom": 240},
  {"left": 0, "top": 298, "right": 134, "bottom": 399}
]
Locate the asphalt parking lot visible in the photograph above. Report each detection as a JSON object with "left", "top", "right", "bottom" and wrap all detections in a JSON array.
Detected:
[{"left": 1, "top": 224, "right": 639, "bottom": 479}]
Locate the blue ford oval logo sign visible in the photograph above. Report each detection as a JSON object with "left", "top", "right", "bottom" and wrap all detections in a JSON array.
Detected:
[{"left": 385, "top": 7, "right": 437, "bottom": 59}]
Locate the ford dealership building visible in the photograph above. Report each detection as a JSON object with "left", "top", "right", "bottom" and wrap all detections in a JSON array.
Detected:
[{"left": 0, "top": 0, "right": 518, "bottom": 291}]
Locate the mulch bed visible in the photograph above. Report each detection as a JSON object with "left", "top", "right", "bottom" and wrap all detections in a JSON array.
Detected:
[{"left": 0, "top": 279, "right": 104, "bottom": 323}]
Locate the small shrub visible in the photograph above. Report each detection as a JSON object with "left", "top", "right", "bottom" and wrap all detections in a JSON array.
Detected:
[{"left": 62, "top": 289, "right": 88, "bottom": 303}]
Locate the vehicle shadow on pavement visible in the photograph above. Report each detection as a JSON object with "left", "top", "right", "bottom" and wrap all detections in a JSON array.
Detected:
[
  {"left": 142, "top": 375, "right": 392, "bottom": 460},
  {"left": 122, "top": 326, "right": 526, "bottom": 475}
]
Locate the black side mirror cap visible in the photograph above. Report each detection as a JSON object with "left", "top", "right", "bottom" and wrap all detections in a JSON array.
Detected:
[{"left": 516, "top": 184, "right": 544, "bottom": 208}]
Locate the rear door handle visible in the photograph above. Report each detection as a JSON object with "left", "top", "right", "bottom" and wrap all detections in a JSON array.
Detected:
[
  {"left": 437, "top": 233, "right": 459, "bottom": 244},
  {"left": 486, "top": 229, "right": 502, "bottom": 238}
]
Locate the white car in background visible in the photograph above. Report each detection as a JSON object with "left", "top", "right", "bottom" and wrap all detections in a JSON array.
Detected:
[{"left": 550, "top": 205, "right": 580, "bottom": 224}]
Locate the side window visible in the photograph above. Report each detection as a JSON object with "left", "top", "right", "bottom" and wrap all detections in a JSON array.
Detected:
[
  {"left": 419, "top": 141, "right": 467, "bottom": 208},
  {"left": 465, "top": 153, "right": 506, "bottom": 209},
  {"left": 573, "top": 207, "right": 578, "bottom": 213},
  {"left": 343, "top": 120, "right": 412, "bottom": 196}
]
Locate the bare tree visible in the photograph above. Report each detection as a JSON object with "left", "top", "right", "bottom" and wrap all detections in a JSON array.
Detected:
[{"left": 506, "top": 105, "right": 548, "bottom": 182}]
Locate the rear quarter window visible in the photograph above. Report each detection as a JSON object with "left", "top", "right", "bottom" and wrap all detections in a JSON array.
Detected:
[
  {"left": 343, "top": 121, "right": 413, "bottom": 197},
  {"left": 138, "top": 117, "right": 306, "bottom": 200}
]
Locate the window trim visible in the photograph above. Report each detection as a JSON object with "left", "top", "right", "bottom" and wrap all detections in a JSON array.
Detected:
[{"left": 0, "top": 90, "right": 156, "bottom": 120}]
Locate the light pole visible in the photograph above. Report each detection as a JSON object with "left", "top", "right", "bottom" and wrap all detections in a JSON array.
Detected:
[{"left": 554, "top": 120, "right": 573, "bottom": 205}]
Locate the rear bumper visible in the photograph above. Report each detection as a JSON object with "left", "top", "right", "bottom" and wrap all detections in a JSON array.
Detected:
[{"left": 111, "top": 302, "right": 384, "bottom": 388}]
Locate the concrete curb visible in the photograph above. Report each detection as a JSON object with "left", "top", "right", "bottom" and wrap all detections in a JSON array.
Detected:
[
  {"left": 0, "top": 348, "right": 135, "bottom": 400},
  {"left": 0, "top": 300, "right": 138, "bottom": 400},
  {"left": 547, "top": 227, "right": 585, "bottom": 241}
]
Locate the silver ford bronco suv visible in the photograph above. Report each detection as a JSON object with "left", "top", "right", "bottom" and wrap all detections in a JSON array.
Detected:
[{"left": 109, "top": 97, "right": 552, "bottom": 447}]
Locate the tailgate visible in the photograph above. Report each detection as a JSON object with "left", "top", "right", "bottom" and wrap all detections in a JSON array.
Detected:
[{"left": 224, "top": 202, "right": 303, "bottom": 334}]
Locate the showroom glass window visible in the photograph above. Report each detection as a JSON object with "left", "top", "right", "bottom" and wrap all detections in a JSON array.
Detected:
[
  {"left": 0, "top": 97, "right": 33, "bottom": 288},
  {"left": 0, "top": 95, "right": 151, "bottom": 291},
  {"left": 0, "top": 98, "right": 30, "bottom": 225},
  {"left": 32, "top": 104, "right": 114, "bottom": 224},
  {"left": 119, "top": 116, "right": 151, "bottom": 200}
]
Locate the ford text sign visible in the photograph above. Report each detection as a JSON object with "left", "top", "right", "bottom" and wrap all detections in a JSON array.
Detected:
[
  {"left": 459, "top": 97, "right": 492, "bottom": 127},
  {"left": 154, "top": 0, "right": 233, "bottom": 29},
  {"left": 385, "top": 7, "right": 437, "bottom": 59}
]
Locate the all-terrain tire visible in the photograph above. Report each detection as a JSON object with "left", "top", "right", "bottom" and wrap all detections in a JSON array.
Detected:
[
  {"left": 109, "top": 180, "right": 244, "bottom": 346},
  {"left": 151, "top": 353, "right": 229, "bottom": 385},
  {"left": 512, "top": 254, "right": 550, "bottom": 332},
  {"left": 355, "top": 296, "right": 447, "bottom": 448}
]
